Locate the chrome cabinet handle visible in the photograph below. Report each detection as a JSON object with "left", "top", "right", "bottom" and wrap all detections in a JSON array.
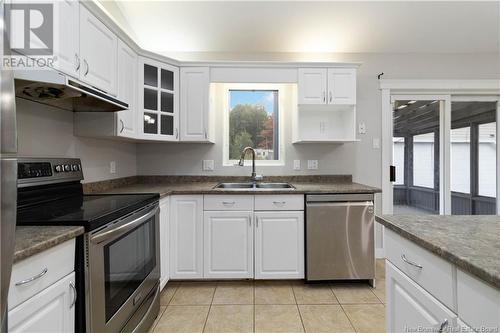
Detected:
[
  {"left": 175, "top": 128, "right": 178, "bottom": 139},
  {"left": 84, "top": 59, "right": 89, "bottom": 76},
  {"left": 204, "top": 129, "right": 208, "bottom": 139},
  {"left": 69, "top": 281, "right": 77, "bottom": 308},
  {"left": 256, "top": 217, "right": 259, "bottom": 228},
  {"left": 249, "top": 216, "right": 252, "bottom": 227},
  {"left": 15, "top": 268, "right": 48, "bottom": 286},
  {"left": 329, "top": 91, "right": 332, "bottom": 103},
  {"left": 119, "top": 119, "right": 125, "bottom": 133},
  {"left": 438, "top": 319, "right": 448, "bottom": 333},
  {"left": 401, "top": 254, "right": 423, "bottom": 269},
  {"left": 222, "top": 201, "right": 235, "bottom": 205},
  {"left": 75, "top": 54, "right": 80, "bottom": 71},
  {"left": 323, "top": 91, "right": 326, "bottom": 103},
  {"left": 273, "top": 201, "right": 286, "bottom": 205}
]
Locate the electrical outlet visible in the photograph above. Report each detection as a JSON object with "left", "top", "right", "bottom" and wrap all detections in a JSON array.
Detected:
[
  {"left": 373, "top": 138, "right": 380, "bottom": 149},
  {"left": 110, "top": 161, "right": 116, "bottom": 174},
  {"left": 307, "top": 160, "right": 318, "bottom": 170},
  {"left": 358, "top": 122, "right": 367, "bottom": 134},
  {"left": 293, "top": 160, "right": 301, "bottom": 170},
  {"left": 202, "top": 160, "right": 214, "bottom": 171}
]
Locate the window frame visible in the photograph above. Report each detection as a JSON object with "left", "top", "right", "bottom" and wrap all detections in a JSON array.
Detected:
[{"left": 222, "top": 83, "right": 285, "bottom": 167}]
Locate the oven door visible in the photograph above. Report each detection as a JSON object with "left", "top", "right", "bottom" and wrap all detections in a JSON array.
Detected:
[{"left": 87, "top": 203, "right": 160, "bottom": 333}]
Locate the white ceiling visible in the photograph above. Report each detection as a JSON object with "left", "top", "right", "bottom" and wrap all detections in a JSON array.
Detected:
[{"left": 108, "top": 1, "right": 499, "bottom": 56}]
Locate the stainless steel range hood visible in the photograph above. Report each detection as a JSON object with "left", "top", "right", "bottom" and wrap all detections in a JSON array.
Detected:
[{"left": 14, "top": 69, "right": 128, "bottom": 112}]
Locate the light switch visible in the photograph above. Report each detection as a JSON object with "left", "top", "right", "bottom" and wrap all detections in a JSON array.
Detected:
[
  {"left": 307, "top": 160, "right": 318, "bottom": 170},
  {"left": 293, "top": 160, "right": 301, "bottom": 170},
  {"left": 110, "top": 161, "right": 116, "bottom": 174},
  {"left": 358, "top": 122, "right": 367, "bottom": 134},
  {"left": 203, "top": 160, "right": 214, "bottom": 171},
  {"left": 373, "top": 138, "right": 380, "bottom": 149}
]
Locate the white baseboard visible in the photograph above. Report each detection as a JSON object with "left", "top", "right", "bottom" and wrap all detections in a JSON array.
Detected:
[{"left": 375, "top": 247, "right": 386, "bottom": 259}]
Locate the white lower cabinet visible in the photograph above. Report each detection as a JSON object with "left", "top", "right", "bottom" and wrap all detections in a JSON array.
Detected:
[
  {"left": 386, "top": 261, "right": 456, "bottom": 333},
  {"left": 254, "top": 211, "right": 304, "bottom": 279},
  {"left": 159, "top": 197, "right": 170, "bottom": 289},
  {"left": 203, "top": 211, "right": 253, "bottom": 278},
  {"left": 9, "top": 272, "right": 75, "bottom": 333},
  {"left": 169, "top": 195, "right": 203, "bottom": 279}
]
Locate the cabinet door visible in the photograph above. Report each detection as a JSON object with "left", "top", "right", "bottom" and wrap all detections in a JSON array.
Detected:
[
  {"left": 170, "top": 195, "right": 203, "bottom": 279},
  {"left": 159, "top": 197, "right": 170, "bottom": 290},
  {"left": 79, "top": 4, "right": 117, "bottom": 95},
  {"left": 386, "top": 261, "right": 457, "bottom": 333},
  {"left": 9, "top": 273, "right": 75, "bottom": 333},
  {"left": 298, "top": 68, "right": 327, "bottom": 105},
  {"left": 327, "top": 68, "right": 356, "bottom": 105},
  {"left": 116, "top": 39, "right": 137, "bottom": 138},
  {"left": 180, "top": 67, "right": 210, "bottom": 142},
  {"left": 254, "top": 211, "right": 304, "bottom": 279},
  {"left": 52, "top": 0, "right": 79, "bottom": 78},
  {"left": 204, "top": 211, "right": 253, "bottom": 278},
  {"left": 138, "top": 57, "right": 179, "bottom": 141}
]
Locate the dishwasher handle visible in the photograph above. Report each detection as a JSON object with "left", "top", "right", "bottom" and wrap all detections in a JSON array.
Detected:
[{"left": 306, "top": 201, "right": 373, "bottom": 208}]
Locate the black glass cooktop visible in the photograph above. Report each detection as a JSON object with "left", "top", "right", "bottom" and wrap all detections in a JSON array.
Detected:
[{"left": 17, "top": 193, "right": 159, "bottom": 231}]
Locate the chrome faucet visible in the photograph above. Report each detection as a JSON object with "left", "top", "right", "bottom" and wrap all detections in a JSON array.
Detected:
[{"left": 238, "top": 147, "right": 263, "bottom": 182}]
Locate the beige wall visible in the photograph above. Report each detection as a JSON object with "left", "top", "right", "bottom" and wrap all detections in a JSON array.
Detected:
[{"left": 16, "top": 99, "right": 137, "bottom": 183}]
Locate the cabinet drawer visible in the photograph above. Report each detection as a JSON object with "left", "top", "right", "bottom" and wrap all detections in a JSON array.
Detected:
[
  {"left": 254, "top": 195, "right": 304, "bottom": 211},
  {"left": 457, "top": 269, "right": 500, "bottom": 330},
  {"left": 385, "top": 229, "right": 455, "bottom": 310},
  {"left": 9, "top": 239, "right": 75, "bottom": 310},
  {"left": 204, "top": 195, "right": 253, "bottom": 211}
]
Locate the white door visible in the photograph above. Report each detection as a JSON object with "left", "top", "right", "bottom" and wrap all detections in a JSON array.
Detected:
[
  {"left": 327, "top": 68, "right": 356, "bottom": 105},
  {"left": 52, "top": 0, "right": 79, "bottom": 78},
  {"left": 298, "top": 68, "right": 327, "bottom": 105},
  {"left": 79, "top": 4, "right": 117, "bottom": 95},
  {"left": 203, "top": 211, "right": 253, "bottom": 278},
  {"left": 170, "top": 195, "right": 203, "bottom": 279},
  {"left": 116, "top": 39, "right": 137, "bottom": 138},
  {"left": 254, "top": 211, "right": 304, "bottom": 279},
  {"left": 386, "top": 261, "right": 456, "bottom": 333},
  {"left": 8, "top": 273, "right": 75, "bottom": 333},
  {"left": 180, "top": 67, "right": 210, "bottom": 142},
  {"left": 159, "top": 197, "right": 170, "bottom": 290}
]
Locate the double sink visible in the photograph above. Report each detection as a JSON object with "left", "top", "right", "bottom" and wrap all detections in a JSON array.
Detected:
[{"left": 213, "top": 182, "right": 295, "bottom": 191}]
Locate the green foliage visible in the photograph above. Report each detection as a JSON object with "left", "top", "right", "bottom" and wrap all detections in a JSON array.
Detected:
[{"left": 229, "top": 104, "right": 269, "bottom": 159}]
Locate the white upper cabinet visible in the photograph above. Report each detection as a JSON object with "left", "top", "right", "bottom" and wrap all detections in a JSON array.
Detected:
[
  {"left": 169, "top": 195, "right": 203, "bottom": 279},
  {"left": 79, "top": 4, "right": 117, "bottom": 95},
  {"left": 298, "top": 67, "right": 356, "bottom": 105},
  {"left": 116, "top": 39, "right": 137, "bottom": 138},
  {"left": 180, "top": 67, "right": 211, "bottom": 142},
  {"left": 327, "top": 68, "right": 356, "bottom": 105},
  {"left": 254, "top": 211, "right": 304, "bottom": 279},
  {"left": 52, "top": 0, "right": 80, "bottom": 78},
  {"left": 298, "top": 68, "right": 327, "bottom": 105},
  {"left": 138, "top": 57, "right": 179, "bottom": 141},
  {"left": 203, "top": 211, "right": 253, "bottom": 278}
]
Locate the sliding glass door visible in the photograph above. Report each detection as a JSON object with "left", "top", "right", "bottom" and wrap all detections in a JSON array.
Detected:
[{"left": 451, "top": 101, "right": 497, "bottom": 215}]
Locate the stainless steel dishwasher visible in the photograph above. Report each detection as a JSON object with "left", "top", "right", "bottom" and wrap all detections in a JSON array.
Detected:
[{"left": 306, "top": 194, "right": 375, "bottom": 283}]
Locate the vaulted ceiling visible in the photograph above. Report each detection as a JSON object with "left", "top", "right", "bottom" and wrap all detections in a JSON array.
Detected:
[{"left": 101, "top": 1, "right": 500, "bottom": 58}]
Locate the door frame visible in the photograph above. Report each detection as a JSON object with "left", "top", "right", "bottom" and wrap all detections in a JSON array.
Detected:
[{"left": 380, "top": 79, "right": 500, "bottom": 215}]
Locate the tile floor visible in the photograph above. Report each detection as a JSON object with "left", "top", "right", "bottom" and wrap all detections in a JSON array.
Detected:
[{"left": 148, "top": 259, "right": 386, "bottom": 333}]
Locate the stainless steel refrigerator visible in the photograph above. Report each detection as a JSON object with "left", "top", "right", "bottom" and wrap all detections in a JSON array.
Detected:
[{"left": 1, "top": 2, "right": 18, "bottom": 332}]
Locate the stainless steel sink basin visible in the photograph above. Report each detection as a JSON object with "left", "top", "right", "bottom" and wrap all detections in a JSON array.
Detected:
[{"left": 213, "top": 182, "right": 295, "bottom": 190}]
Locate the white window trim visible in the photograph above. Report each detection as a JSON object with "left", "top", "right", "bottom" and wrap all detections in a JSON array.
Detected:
[{"left": 222, "top": 83, "right": 286, "bottom": 167}]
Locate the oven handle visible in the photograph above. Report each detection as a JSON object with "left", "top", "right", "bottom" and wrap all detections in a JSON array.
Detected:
[{"left": 91, "top": 206, "right": 159, "bottom": 244}]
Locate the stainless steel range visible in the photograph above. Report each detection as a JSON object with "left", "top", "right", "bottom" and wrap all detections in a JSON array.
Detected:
[{"left": 16, "top": 158, "right": 160, "bottom": 333}]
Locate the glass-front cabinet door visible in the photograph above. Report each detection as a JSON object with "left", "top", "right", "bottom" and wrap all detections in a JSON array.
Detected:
[{"left": 138, "top": 57, "right": 179, "bottom": 140}]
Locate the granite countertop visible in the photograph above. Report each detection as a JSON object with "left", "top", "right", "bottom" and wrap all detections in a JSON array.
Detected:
[
  {"left": 84, "top": 175, "right": 381, "bottom": 197},
  {"left": 376, "top": 215, "right": 500, "bottom": 289},
  {"left": 14, "top": 226, "right": 84, "bottom": 263}
]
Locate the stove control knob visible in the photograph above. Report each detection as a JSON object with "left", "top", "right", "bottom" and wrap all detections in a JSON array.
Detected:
[
  {"left": 72, "top": 164, "right": 79, "bottom": 171},
  {"left": 64, "top": 164, "right": 71, "bottom": 172},
  {"left": 55, "top": 165, "right": 63, "bottom": 173}
]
